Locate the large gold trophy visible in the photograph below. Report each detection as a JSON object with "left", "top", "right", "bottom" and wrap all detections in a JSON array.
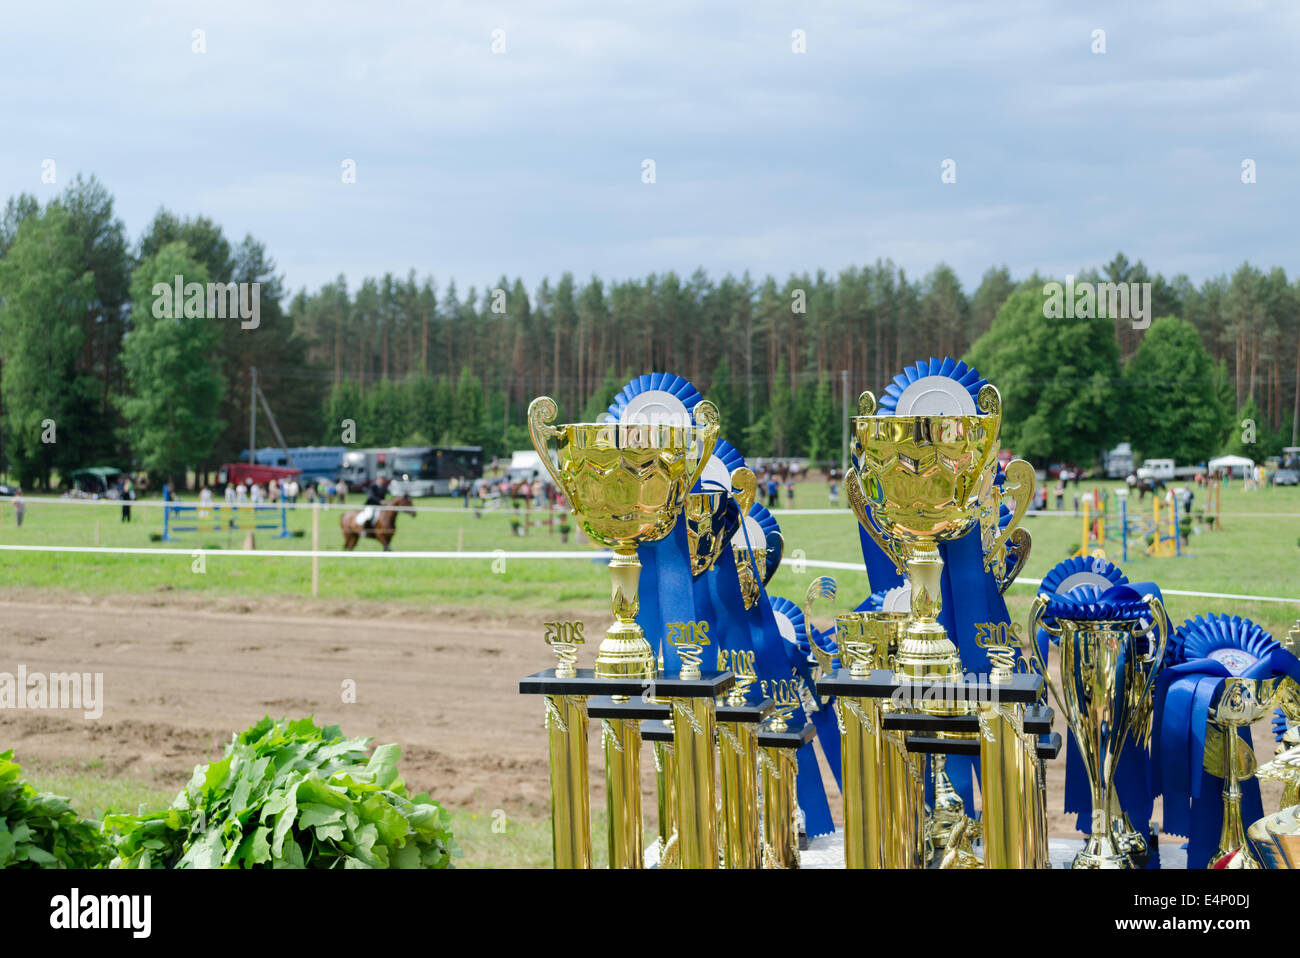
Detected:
[
  {"left": 845, "top": 386, "right": 1004, "bottom": 693},
  {"left": 528, "top": 396, "right": 719, "bottom": 680}
]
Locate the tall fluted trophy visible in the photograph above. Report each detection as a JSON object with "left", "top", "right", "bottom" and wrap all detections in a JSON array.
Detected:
[{"left": 1028, "top": 589, "right": 1168, "bottom": 868}]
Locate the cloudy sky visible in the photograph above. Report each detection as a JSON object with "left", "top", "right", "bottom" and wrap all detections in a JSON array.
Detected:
[{"left": 3, "top": 1, "right": 1297, "bottom": 296}]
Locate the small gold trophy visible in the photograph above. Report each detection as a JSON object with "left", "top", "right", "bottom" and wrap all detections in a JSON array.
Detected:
[
  {"left": 1205, "top": 677, "right": 1285, "bottom": 869},
  {"left": 528, "top": 396, "right": 719, "bottom": 680}
]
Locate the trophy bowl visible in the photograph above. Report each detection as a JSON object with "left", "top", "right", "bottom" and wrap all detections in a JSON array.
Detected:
[
  {"left": 686, "top": 466, "right": 752, "bottom": 578},
  {"left": 529, "top": 396, "right": 718, "bottom": 679},
  {"left": 847, "top": 385, "right": 1002, "bottom": 687},
  {"left": 685, "top": 490, "right": 729, "bottom": 577}
]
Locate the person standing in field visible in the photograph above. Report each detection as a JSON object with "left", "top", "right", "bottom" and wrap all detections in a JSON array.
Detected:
[
  {"left": 12, "top": 487, "right": 25, "bottom": 527},
  {"left": 120, "top": 477, "right": 134, "bottom": 522}
]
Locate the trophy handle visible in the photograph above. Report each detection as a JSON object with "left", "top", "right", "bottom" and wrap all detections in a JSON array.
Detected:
[
  {"left": 1140, "top": 594, "right": 1169, "bottom": 702},
  {"left": 804, "top": 576, "right": 838, "bottom": 676},
  {"left": 984, "top": 459, "right": 1034, "bottom": 573},
  {"left": 527, "top": 396, "right": 570, "bottom": 501},
  {"left": 731, "top": 467, "right": 757, "bottom": 517},
  {"left": 997, "top": 527, "right": 1032, "bottom": 595},
  {"left": 846, "top": 466, "right": 905, "bottom": 577},
  {"left": 763, "top": 530, "right": 784, "bottom": 585},
  {"left": 684, "top": 400, "right": 720, "bottom": 493},
  {"left": 1025, "top": 594, "right": 1064, "bottom": 714}
]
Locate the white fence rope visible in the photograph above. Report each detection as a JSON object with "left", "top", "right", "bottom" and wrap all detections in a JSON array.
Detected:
[
  {"left": 1, "top": 496, "right": 1297, "bottom": 520},
  {"left": 0, "top": 544, "right": 1295, "bottom": 605}
]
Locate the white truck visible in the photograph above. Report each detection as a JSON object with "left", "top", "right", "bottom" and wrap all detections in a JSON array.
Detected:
[{"left": 1136, "top": 458, "right": 1201, "bottom": 481}]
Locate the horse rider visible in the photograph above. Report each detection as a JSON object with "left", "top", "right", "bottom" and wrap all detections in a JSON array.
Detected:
[{"left": 354, "top": 477, "right": 389, "bottom": 529}]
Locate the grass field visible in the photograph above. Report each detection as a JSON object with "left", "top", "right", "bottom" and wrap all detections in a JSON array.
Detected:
[
  {"left": 1, "top": 477, "right": 1297, "bottom": 868},
  {"left": 1, "top": 477, "right": 1297, "bottom": 634}
]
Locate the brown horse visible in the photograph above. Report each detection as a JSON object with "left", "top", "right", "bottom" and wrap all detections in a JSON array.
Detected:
[{"left": 340, "top": 494, "right": 416, "bottom": 551}]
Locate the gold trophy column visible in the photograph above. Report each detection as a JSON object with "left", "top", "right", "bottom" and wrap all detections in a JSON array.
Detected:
[
  {"left": 653, "top": 732, "right": 679, "bottom": 868},
  {"left": 978, "top": 648, "right": 1037, "bottom": 868},
  {"left": 545, "top": 694, "right": 592, "bottom": 869},
  {"left": 601, "top": 716, "right": 643, "bottom": 868},
  {"left": 837, "top": 694, "right": 883, "bottom": 868},
  {"left": 671, "top": 695, "right": 719, "bottom": 868},
  {"left": 756, "top": 685, "right": 809, "bottom": 869},
  {"left": 760, "top": 746, "right": 798, "bottom": 868},
  {"left": 717, "top": 667, "right": 765, "bottom": 869}
]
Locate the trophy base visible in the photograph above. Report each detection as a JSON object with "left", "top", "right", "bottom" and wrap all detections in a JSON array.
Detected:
[
  {"left": 593, "top": 625, "right": 657, "bottom": 683},
  {"left": 1072, "top": 839, "right": 1137, "bottom": 870},
  {"left": 894, "top": 625, "right": 969, "bottom": 718},
  {"left": 1207, "top": 846, "right": 1263, "bottom": 869}
]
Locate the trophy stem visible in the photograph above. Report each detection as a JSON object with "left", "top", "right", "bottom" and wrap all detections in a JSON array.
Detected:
[
  {"left": 1209, "top": 727, "right": 1262, "bottom": 868},
  {"left": 894, "top": 537, "right": 966, "bottom": 721},
  {"left": 930, "top": 754, "right": 966, "bottom": 849},
  {"left": 602, "top": 717, "right": 644, "bottom": 868},
  {"left": 595, "top": 546, "right": 657, "bottom": 681}
]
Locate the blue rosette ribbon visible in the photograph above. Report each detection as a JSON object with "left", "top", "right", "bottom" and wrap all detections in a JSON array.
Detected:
[{"left": 1152, "top": 613, "right": 1300, "bottom": 868}]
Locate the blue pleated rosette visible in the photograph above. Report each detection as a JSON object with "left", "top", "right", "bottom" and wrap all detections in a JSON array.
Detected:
[
  {"left": 712, "top": 437, "right": 747, "bottom": 473},
  {"left": 1039, "top": 555, "right": 1129, "bottom": 599},
  {"left": 876, "top": 356, "right": 988, "bottom": 415},
  {"left": 1043, "top": 586, "right": 1153, "bottom": 625},
  {"left": 740, "top": 502, "right": 783, "bottom": 583},
  {"left": 605, "top": 372, "right": 704, "bottom": 422},
  {"left": 768, "top": 595, "right": 808, "bottom": 648},
  {"left": 1168, "top": 614, "right": 1279, "bottom": 672},
  {"left": 1153, "top": 613, "right": 1300, "bottom": 867}
]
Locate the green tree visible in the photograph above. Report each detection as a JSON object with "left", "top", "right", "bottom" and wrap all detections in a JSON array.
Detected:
[
  {"left": 449, "top": 366, "right": 486, "bottom": 447},
  {"left": 1124, "top": 317, "right": 1224, "bottom": 463},
  {"left": 0, "top": 205, "right": 98, "bottom": 487},
  {"left": 118, "top": 242, "right": 225, "bottom": 485},
  {"left": 964, "top": 288, "right": 1122, "bottom": 465},
  {"left": 806, "top": 376, "right": 838, "bottom": 465},
  {"left": 704, "top": 357, "right": 746, "bottom": 443}
]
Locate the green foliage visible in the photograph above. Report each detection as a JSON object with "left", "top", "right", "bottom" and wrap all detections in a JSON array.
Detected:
[
  {"left": 0, "top": 205, "right": 99, "bottom": 488},
  {"left": 118, "top": 242, "right": 226, "bottom": 482},
  {"left": 0, "top": 750, "right": 113, "bottom": 868},
  {"left": 806, "top": 376, "right": 839, "bottom": 464},
  {"left": 964, "top": 288, "right": 1123, "bottom": 464},
  {"left": 1123, "top": 316, "right": 1225, "bottom": 463},
  {"left": 104, "top": 716, "right": 457, "bottom": 869}
]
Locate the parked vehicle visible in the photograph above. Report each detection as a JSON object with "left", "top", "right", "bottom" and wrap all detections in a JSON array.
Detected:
[
  {"left": 1103, "top": 442, "right": 1134, "bottom": 479},
  {"left": 1273, "top": 468, "right": 1299, "bottom": 487}
]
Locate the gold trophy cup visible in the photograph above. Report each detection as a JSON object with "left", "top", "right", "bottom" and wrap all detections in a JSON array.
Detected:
[
  {"left": 846, "top": 386, "right": 1003, "bottom": 692},
  {"left": 1028, "top": 593, "right": 1168, "bottom": 868},
  {"left": 529, "top": 396, "right": 719, "bottom": 680}
]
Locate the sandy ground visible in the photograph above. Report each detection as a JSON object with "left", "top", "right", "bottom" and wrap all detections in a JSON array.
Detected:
[{"left": 0, "top": 593, "right": 1282, "bottom": 841}]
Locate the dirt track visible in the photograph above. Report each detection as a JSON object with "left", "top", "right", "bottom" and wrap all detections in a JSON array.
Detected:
[{"left": 0, "top": 593, "right": 1282, "bottom": 838}]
